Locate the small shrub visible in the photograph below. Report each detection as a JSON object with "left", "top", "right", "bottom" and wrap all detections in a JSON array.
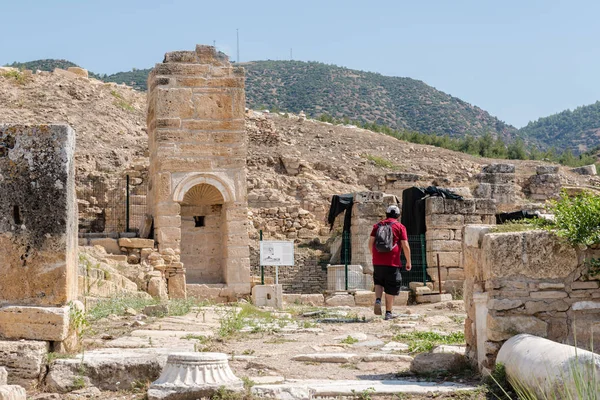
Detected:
[
  {"left": 585, "top": 258, "right": 600, "bottom": 278},
  {"left": 537, "top": 190, "right": 600, "bottom": 246},
  {"left": 340, "top": 335, "right": 359, "bottom": 345},
  {"left": 1, "top": 69, "right": 29, "bottom": 85},
  {"left": 72, "top": 376, "right": 86, "bottom": 390}
]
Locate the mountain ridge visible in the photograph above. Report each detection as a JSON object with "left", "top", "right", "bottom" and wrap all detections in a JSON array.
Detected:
[
  {"left": 6, "top": 58, "right": 516, "bottom": 140},
  {"left": 6, "top": 58, "right": 600, "bottom": 153}
]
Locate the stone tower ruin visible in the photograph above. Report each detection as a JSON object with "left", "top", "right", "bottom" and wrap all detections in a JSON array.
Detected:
[{"left": 147, "top": 45, "right": 251, "bottom": 300}]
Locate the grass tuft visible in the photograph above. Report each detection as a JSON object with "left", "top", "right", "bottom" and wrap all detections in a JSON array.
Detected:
[
  {"left": 110, "top": 90, "right": 135, "bottom": 112},
  {"left": 361, "top": 153, "right": 398, "bottom": 169},
  {"left": 392, "top": 330, "right": 465, "bottom": 353}
]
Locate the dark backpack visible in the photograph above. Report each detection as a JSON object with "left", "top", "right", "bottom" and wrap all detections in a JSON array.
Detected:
[{"left": 374, "top": 221, "right": 398, "bottom": 252}]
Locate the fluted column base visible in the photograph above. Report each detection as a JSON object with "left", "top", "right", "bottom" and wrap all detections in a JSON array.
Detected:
[{"left": 148, "top": 353, "right": 243, "bottom": 400}]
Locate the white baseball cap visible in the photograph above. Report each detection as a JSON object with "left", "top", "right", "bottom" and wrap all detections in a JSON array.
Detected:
[{"left": 386, "top": 205, "right": 400, "bottom": 216}]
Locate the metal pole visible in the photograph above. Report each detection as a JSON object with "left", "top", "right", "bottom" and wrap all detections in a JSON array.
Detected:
[
  {"left": 420, "top": 234, "right": 427, "bottom": 284},
  {"left": 344, "top": 231, "right": 349, "bottom": 291},
  {"left": 126, "top": 175, "right": 130, "bottom": 233},
  {"left": 260, "top": 230, "right": 264, "bottom": 285},
  {"left": 437, "top": 253, "right": 443, "bottom": 294}
]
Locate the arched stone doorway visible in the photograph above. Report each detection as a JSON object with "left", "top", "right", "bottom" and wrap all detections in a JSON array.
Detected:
[{"left": 180, "top": 183, "right": 225, "bottom": 284}]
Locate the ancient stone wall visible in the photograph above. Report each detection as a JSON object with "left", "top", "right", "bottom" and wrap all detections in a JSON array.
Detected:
[
  {"left": 463, "top": 226, "right": 600, "bottom": 371},
  {"left": 147, "top": 45, "right": 251, "bottom": 299},
  {"left": 424, "top": 197, "right": 496, "bottom": 294},
  {"left": 0, "top": 124, "right": 78, "bottom": 352},
  {"left": 473, "top": 164, "right": 516, "bottom": 212},
  {"left": 528, "top": 165, "right": 562, "bottom": 201},
  {"left": 250, "top": 250, "right": 327, "bottom": 294}
]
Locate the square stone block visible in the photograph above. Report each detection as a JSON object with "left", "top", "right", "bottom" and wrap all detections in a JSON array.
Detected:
[
  {"left": 0, "top": 124, "right": 77, "bottom": 307},
  {"left": 155, "top": 88, "right": 194, "bottom": 119},
  {"left": 0, "top": 385, "right": 26, "bottom": 400},
  {"left": 354, "top": 290, "right": 376, "bottom": 306},
  {"left": 0, "top": 340, "right": 48, "bottom": 388},
  {"left": 0, "top": 306, "right": 70, "bottom": 341},
  {"left": 89, "top": 238, "right": 121, "bottom": 254},
  {"left": 415, "top": 293, "right": 453, "bottom": 304},
  {"left": 193, "top": 93, "right": 233, "bottom": 120},
  {"left": 252, "top": 285, "right": 283, "bottom": 309},
  {"left": 118, "top": 238, "right": 156, "bottom": 249}
]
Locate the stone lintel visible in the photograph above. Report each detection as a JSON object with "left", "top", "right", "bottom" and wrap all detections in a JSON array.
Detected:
[{"left": 0, "top": 306, "right": 69, "bottom": 341}]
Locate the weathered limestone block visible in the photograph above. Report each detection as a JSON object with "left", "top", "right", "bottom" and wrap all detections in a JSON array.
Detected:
[
  {"left": 530, "top": 291, "right": 568, "bottom": 299},
  {"left": 487, "top": 315, "right": 548, "bottom": 341},
  {"left": 354, "top": 290, "right": 376, "bottom": 306},
  {"left": 571, "top": 281, "right": 600, "bottom": 290},
  {"left": 482, "top": 163, "right": 515, "bottom": 174},
  {"left": 444, "top": 199, "right": 476, "bottom": 214},
  {"left": 252, "top": 285, "right": 283, "bottom": 309},
  {"left": 325, "top": 294, "right": 356, "bottom": 307},
  {"left": 487, "top": 299, "right": 523, "bottom": 311},
  {"left": 148, "top": 277, "right": 169, "bottom": 300},
  {"left": 118, "top": 238, "right": 155, "bottom": 249},
  {"left": 538, "top": 282, "right": 565, "bottom": 290},
  {"left": 426, "top": 214, "right": 465, "bottom": 229},
  {"left": 0, "top": 306, "right": 69, "bottom": 341},
  {"left": 474, "top": 198, "right": 496, "bottom": 215},
  {"left": 425, "top": 197, "right": 445, "bottom": 214},
  {"left": 570, "top": 164, "right": 597, "bottom": 176},
  {"left": 0, "top": 340, "right": 48, "bottom": 388},
  {"left": 536, "top": 165, "right": 559, "bottom": 175},
  {"left": 89, "top": 238, "right": 121, "bottom": 254},
  {"left": 447, "top": 267, "right": 465, "bottom": 280},
  {"left": 410, "top": 352, "right": 467, "bottom": 374},
  {"left": 0, "top": 367, "right": 6, "bottom": 385},
  {"left": 426, "top": 229, "right": 452, "bottom": 241},
  {"left": 0, "top": 385, "right": 26, "bottom": 400},
  {"left": 482, "top": 231, "right": 577, "bottom": 280},
  {"left": 167, "top": 273, "right": 187, "bottom": 299},
  {"left": 524, "top": 300, "right": 570, "bottom": 314},
  {"left": 427, "top": 252, "right": 460, "bottom": 268},
  {"left": 477, "top": 173, "right": 515, "bottom": 185},
  {"left": 415, "top": 293, "right": 453, "bottom": 304},
  {"left": 291, "top": 353, "right": 358, "bottom": 363},
  {"left": 523, "top": 231, "right": 577, "bottom": 279},
  {"left": 428, "top": 240, "right": 462, "bottom": 252},
  {"left": 0, "top": 124, "right": 77, "bottom": 306}
]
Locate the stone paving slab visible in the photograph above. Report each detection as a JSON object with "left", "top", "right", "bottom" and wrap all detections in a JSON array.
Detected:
[
  {"left": 252, "top": 379, "right": 477, "bottom": 399},
  {"left": 130, "top": 329, "right": 213, "bottom": 338}
]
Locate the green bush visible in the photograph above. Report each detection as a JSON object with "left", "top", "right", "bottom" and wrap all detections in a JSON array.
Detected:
[{"left": 540, "top": 190, "right": 600, "bottom": 246}]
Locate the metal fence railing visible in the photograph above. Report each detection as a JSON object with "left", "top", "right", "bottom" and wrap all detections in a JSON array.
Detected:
[
  {"left": 78, "top": 176, "right": 148, "bottom": 234},
  {"left": 401, "top": 234, "right": 428, "bottom": 286}
]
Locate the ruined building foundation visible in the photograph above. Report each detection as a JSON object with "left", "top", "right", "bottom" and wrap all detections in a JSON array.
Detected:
[
  {"left": 0, "top": 124, "right": 78, "bottom": 356},
  {"left": 147, "top": 45, "right": 251, "bottom": 300}
]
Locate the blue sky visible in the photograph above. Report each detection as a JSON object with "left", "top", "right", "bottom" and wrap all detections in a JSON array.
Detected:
[{"left": 1, "top": 0, "right": 599, "bottom": 128}]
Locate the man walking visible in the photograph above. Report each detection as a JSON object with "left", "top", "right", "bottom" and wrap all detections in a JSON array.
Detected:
[{"left": 368, "top": 205, "right": 411, "bottom": 320}]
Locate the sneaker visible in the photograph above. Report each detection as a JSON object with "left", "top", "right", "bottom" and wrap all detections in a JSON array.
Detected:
[
  {"left": 374, "top": 300, "right": 382, "bottom": 316},
  {"left": 384, "top": 312, "right": 398, "bottom": 320}
]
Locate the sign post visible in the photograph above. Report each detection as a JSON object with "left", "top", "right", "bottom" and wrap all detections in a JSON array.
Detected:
[{"left": 259, "top": 241, "right": 294, "bottom": 285}]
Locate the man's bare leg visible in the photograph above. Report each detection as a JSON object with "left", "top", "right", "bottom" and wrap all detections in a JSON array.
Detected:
[{"left": 374, "top": 285, "right": 384, "bottom": 315}]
